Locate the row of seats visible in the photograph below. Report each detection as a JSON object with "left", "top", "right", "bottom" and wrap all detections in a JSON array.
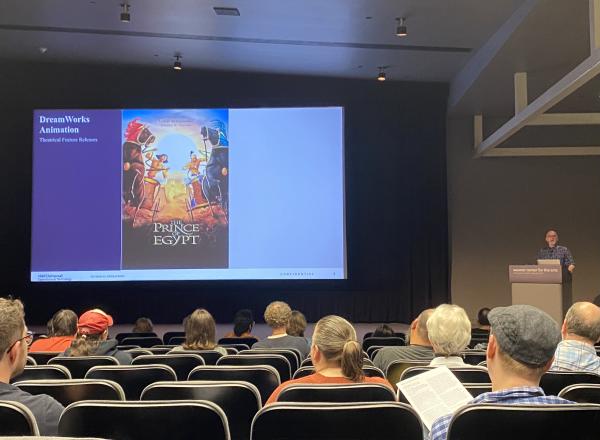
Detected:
[
  {"left": 3, "top": 386, "right": 600, "bottom": 439},
  {"left": 113, "top": 332, "right": 261, "bottom": 348}
]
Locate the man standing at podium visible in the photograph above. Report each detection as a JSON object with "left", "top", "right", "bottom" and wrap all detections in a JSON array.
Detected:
[{"left": 537, "top": 229, "right": 575, "bottom": 274}]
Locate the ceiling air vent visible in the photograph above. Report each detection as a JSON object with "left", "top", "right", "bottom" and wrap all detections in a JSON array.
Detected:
[{"left": 213, "top": 7, "right": 240, "bottom": 16}]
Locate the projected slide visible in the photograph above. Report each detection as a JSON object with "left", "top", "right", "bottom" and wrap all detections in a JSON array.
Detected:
[{"left": 31, "top": 107, "right": 345, "bottom": 282}]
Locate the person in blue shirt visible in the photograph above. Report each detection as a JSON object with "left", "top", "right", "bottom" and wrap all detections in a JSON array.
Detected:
[
  {"left": 429, "top": 305, "right": 574, "bottom": 440},
  {"left": 537, "top": 229, "right": 575, "bottom": 273}
]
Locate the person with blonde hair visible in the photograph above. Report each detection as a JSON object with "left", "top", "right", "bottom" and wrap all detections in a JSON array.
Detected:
[
  {"left": 427, "top": 304, "right": 471, "bottom": 367},
  {"left": 253, "top": 301, "right": 310, "bottom": 358},
  {"left": 287, "top": 310, "right": 308, "bottom": 338},
  {"left": 266, "top": 315, "right": 392, "bottom": 403},
  {"left": 172, "top": 308, "right": 227, "bottom": 355}
]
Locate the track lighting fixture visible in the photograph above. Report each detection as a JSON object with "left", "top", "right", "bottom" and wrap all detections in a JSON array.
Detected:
[
  {"left": 173, "top": 54, "right": 182, "bottom": 71},
  {"left": 120, "top": 2, "right": 131, "bottom": 23},
  {"left": 395, "top": 17, "right": 407, "bottom": 37},
  {"left": 377, "top": 67, "right": 387, "bottom": 82}
]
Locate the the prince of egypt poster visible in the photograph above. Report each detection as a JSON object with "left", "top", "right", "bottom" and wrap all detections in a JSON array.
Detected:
[{"left": 121, "top": 109, "right": 229, "bottom": 269}]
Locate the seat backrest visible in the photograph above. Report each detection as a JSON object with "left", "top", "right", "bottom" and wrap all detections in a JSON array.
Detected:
[
  {"left": 218, "top": 337, "right": 259, "bottom": 348},
  {"left": 461, "top": 351, "right": 487, "bottom": 365},
  {"left": 171, "top": 349, "right": 223, "bottom": 365},
  {"left": 14, "top": 379, "right": 126, "bottom": 406},
  {"left": 85, "top": 365, "right": 177, "bottom": 400},
  {"left": 168, "top": 337, "right": 186, "bottom": 345},
  {"left": 27, "top": 352, "right": 61, "bottom": 365},
  {"left": 132, "top": 354, "right": 205, "bottom": 380},
  {"left": 366, "top": 345, "right": 384, "bottom": 359},
  {"left": 188, "top": 365, "right": 280, "bottom": 405},
  {"left": 559, "top": 384, "right": 600, "bottom": 403},
  {"left": 384, "top": 360, "right": 431, "bottom": 389},
  {"left": 142, "top": 381, "right": 261, "bottom": 440},
  {"left": 116, "top": 344, "right": 141, "bottom": 350},
  {"left": 0, "top": 401, "right": 39, "bottom": 436},
  {"left": 400, "top": 366, "right": 490, "bottom": 383},
  {"left": 147, "top": 347, "right": 173, "bottom": 355},
  {"left": 11, "top": 365, "right": 71, "bottom": 382},
  {"left": 447, "top": 403, "right": 600, "bottom": 440},
  {"left": 26, "top": 356, "right": 37, "bottom": 366},
  {"left": 540, "top": 372, "right": 600, "bottom": 396},
  {"left": 126, "top": 348, "right": 153, "bottom": 359},
  {"left": 220, "top": 343, "right": 250, "bottom": 352},
  {"left": 218, "top": 354, "right": 291, "bottom": 382},
  {"left": 251, "top": 402, "right": 422, "bottom": 440},
  {"left": 278, "top": 383, "right": 396, "bottom": 403},
  {"left": 121, "top": 337, "right": 163, "bottom": 348},
  {"left": 163, "top": 331, "right": 185, "bottom": 345},
  {"left": 48, "top": 356, "right": 119, "bottom": 379},
  {"left": 362, "top": 337, "right": 405, "bottom": 352},
  {"left": 115, "top": 332, "right": 158, "bottom": 343},
  {"left": 223, "top": 347, "right": 239, "bottom": 355},
  {"left": 240, "top": 349, "right": 299, "bottom": 373},
  {"left": 59, "top": 400, "right": 230, "bottom": 440}
]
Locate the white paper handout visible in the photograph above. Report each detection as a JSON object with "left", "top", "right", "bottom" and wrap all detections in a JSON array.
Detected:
[{"left": 397, "top": 366, "right": 473, "bottom": 430}]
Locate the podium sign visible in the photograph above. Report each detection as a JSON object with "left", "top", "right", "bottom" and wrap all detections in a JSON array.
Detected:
[{"left": 509, "top": 265, "right": 562, "bottom": 284}]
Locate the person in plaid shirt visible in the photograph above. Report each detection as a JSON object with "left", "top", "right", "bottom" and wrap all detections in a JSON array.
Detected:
[
  {"left": 551, "top": 302, "right": 600, "bottom": 374},
  {"left": 429, "top": 305, "right": 573, "bottom": 440},
  {"left": 537, "top": 229, "right": 575, "bottom": 273}
]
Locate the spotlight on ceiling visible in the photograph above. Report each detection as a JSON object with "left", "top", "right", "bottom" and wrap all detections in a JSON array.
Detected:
[
  {"left": 395, "top": 17, "right": 407, "bottom": 37},
  {"left": 377, "top": 67, "right": 387, "bottom": 82},
  {"left": 120, "top": 2, "right": 131, "bottom": 23},
  {"left": 173, "top": 54, "right": 183, "bottom": 71}
]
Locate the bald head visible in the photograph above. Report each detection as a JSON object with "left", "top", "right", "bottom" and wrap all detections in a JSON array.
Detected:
[
  {"left": 564, "top": 302, "right": 600, "bottom": 343},
  {"left": 416, "top": 309, "right": 434, "bottom": 339}
]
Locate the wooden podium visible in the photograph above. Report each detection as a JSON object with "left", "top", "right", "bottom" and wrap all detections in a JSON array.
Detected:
[{"left": 509, "top": 264, "right": 572, "bottom": 323}]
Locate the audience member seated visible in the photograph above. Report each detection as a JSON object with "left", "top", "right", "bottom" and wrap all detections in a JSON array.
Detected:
[
  {"left": 0, "top": 297, "right": 64, "bottom": 435},
  {"left": 427, "top": 304, "right": 470, "bottom": 367},
  {"left": 373, "top": 309, "right": 434, "bottom": 372},
  {"left": 29, "top": 309, "right": 77, "bottom": 353},
  {"left": 172, "top": 308, "right": 227, "bottom": 355},
  {"left": 223, "top": 309, "right": 256, "bottom": 339},
  {"left": 266, "top": 315, "right": 392, "bottom": 403},
  {"left": 287, "top": 310, "right": 309, "bottom": 344},
  {"left": 131, "top": 317, "right": 154, "bottom": 334},
  {"left": 64, "top": 309, "right": 132, "bottom": 365},
  {"left": 473, "top": 307, "right": 491, "bottom": 334},
  {"left": 593, "top": 294, "right": 600, "bottom": 308},
  {"left": 372, "top": 324, "right": 395, "bottom": 338},
  {"left": 429, "top": 305, "right": 573, "bottom": 440},
  {"left": 253, "top": 301, "right": 310, "bottom": 359},
  {"left": 551, "top": 302, "right": 600, "bottom": 374}
]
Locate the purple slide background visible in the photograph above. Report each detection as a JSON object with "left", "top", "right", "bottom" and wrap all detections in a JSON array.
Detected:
[{"left": 31, "top": 110, "right": 122, "bottom": 271}]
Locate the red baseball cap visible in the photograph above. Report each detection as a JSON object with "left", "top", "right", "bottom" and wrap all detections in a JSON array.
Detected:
[{"left": 77, "top": 309, "right": 114, "bottom": 335}]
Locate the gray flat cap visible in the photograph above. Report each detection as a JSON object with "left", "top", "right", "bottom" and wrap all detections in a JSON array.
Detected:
[{"left": 488, "top": 304, "right": 561, "bottom": 367}]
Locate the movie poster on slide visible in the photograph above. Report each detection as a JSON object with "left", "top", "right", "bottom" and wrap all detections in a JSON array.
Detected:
[{"left": 121, "top": 109, "right": 229, "bottom": 269}]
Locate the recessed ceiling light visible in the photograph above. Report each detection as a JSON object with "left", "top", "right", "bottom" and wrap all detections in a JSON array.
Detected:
[
  {"left": 120, "top": 2, "right": 131, "bottom": 23},
  {"left": 173, "top": 54, "right": 182, "bottom": 71},
  {"left": 213, "top": 7, "right": 240, "bottom": 16},
  {"left": 395, "top": 17, "right": 407, "bottom": 37},
  {"left": 377, "top": 67, "right": 387, "bottom": 82}
]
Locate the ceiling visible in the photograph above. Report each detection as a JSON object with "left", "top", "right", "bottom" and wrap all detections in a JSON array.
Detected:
[{"left": 0, "top": 0, "right": 527, "bottom": 82}]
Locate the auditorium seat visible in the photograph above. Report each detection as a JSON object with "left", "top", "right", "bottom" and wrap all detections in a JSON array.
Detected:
[
  {"left": 172, "top": 349, "right": 223, "bottom": 365},
  {"left": 223, "top": 347, "right": 239, "bottom": 355},
  {"left": 362, "top": 332, "right": 406, "bottom": 340},
  {"left": 48, "top": 356, "right": 118, "bottom": 379},
  {"left": 220, "top": 343, "right": 251, "bottom": 352},
  {"left": 217, "top": 354, "right": 291, "bottom": 382},
  {"left": 277, "top": 383, "right": 396, "bottom": 403},
  {"left": 292, "top": 365, "right": 384, "bottom": 380},
  {"left": 400, "top": 366, "right": 490, "bottom": 383},
  {"left": 115, "top": 332, "right": 158, "bottom": 343},
  {"left": 241, "top": 348, "right": 300, "bottom": 373},
  {"left": 26, "top": 356, "right": 37, "bottom": 366},
  {"left": 163, "top": 331, "right": 185, "bottom": 345},
  {"left": 141, "top": 381, "right": 261, "bottom": 440},
  {"left": 251, "top": 402, "right": 422, "bottom": 440},
  {"left": 126, "top": 348, "right": 153, "bottom": 359},
  {"left": 188, "top": 365, "right": 280, "bottom": 405},
  {"left": 447, "top": 403, "right": 600, "bottom": 440},
  {"left": 362, "top": 337, "right": 405, "bottom": 352},
  {"left": 461, "top": 351, "right": 487, "bottom": 365},
  {"left": 85, "top": 365, "right": 176, "bottom": 400},
  {"left": 168, "top": 337, "right": 186, "bottom": 345},
  {"left": 540, "top": 371, "right": 600, "bottom": 396},
  {"left": 0, "top": 401, "right": 39, "bottom": 436},
  {"left": 14, "top": 379, "right": 126, "bottom": 406},
  {"left": 27, "top": 352, "right": 60, "bottom": 365},
  {"left": 219, "top": 337, "right": 259, "bottom": 347},
  {"left": 385, "top": 360, "right": 430, "bottom": 389},
  {"left": 11, "top": 365, "right": 71, "bottom": 382},
  {"left": 58, "top": 400, "right": 229, "bottom": 440},
  {"left": 366, "top": 345, "right": 384, "bottom": 359},
  {"left": 147, "top": 347, "right": 173, "bottom": 355},
  {"left": 132, "top": 354, "right": 205, "bottom": 380},
  {"left": 121, "top": 336, "right": 163, "bottom": 348},
  {"left": 558, "top": 384, "right": 600, "bottom": 403},
  {"left": 116, "top": 344, "right": 142, "bottom": 350}
]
